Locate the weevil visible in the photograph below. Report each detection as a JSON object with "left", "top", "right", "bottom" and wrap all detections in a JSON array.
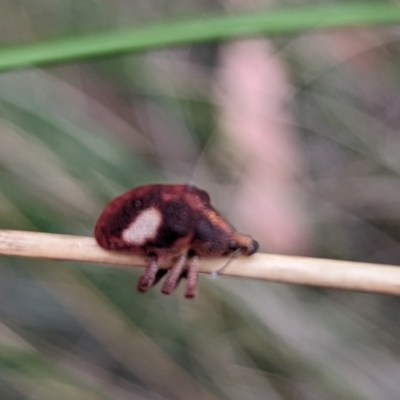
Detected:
[{"left": 94, "top": 184, "right": 258, "bottom": 298}]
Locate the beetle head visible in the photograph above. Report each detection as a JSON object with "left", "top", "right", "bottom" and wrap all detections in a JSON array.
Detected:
[{"left": 228, "top": 232, "right": 259, "bottom": 256}]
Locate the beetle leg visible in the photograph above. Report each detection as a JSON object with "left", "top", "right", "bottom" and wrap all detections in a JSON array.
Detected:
[
  {"left": 137, "top": 255, "right": 159, "bottom": 292},
  {"left": 184, "top": 255, "right": 199, "bottom": 299},
  {"left": 161, "top": 253, "right": 187, "bottom": 295}
]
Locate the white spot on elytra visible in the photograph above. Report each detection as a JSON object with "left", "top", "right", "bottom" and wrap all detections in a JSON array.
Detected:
[{"left": 122, "top": 207, "right": 162, "bottom": 245}]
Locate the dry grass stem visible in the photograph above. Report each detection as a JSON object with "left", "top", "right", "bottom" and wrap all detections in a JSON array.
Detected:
[{"left": 0, "top": 229, "right": 399, "bottom": 296}]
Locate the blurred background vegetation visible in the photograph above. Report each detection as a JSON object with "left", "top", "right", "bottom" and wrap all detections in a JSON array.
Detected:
[{"left": 1, "top": 1, "right": 400, "bottom": 399}]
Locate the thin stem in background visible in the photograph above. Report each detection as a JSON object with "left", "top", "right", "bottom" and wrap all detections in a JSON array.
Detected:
[{"left": 0, "top": 4, "right": 400, "bottom": 72}]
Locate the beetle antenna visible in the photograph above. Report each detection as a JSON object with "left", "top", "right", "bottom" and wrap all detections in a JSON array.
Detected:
[{"left": 211, "top": 248, "right": 242, "bottom": 279}]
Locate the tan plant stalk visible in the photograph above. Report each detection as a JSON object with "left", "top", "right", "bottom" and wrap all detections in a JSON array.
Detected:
[{"left": 0, "top": 229, "right": 399, "bottom": 296}]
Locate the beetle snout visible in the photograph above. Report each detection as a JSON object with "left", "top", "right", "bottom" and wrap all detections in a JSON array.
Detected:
[
  {"left": 246, "top": 239, "right": 259, "bottom": 255},
  {"left": 231, "top": 233, "right": 259, "bottom": 256}
]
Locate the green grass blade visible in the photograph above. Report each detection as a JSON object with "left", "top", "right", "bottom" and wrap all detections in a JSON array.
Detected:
[{"left": 1, "top": 3, "right": 400, "bottom": 72}]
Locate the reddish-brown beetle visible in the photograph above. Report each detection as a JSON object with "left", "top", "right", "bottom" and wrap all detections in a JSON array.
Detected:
[{"left": 95, "top": 184, "right": 258, "bottom": 298}]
